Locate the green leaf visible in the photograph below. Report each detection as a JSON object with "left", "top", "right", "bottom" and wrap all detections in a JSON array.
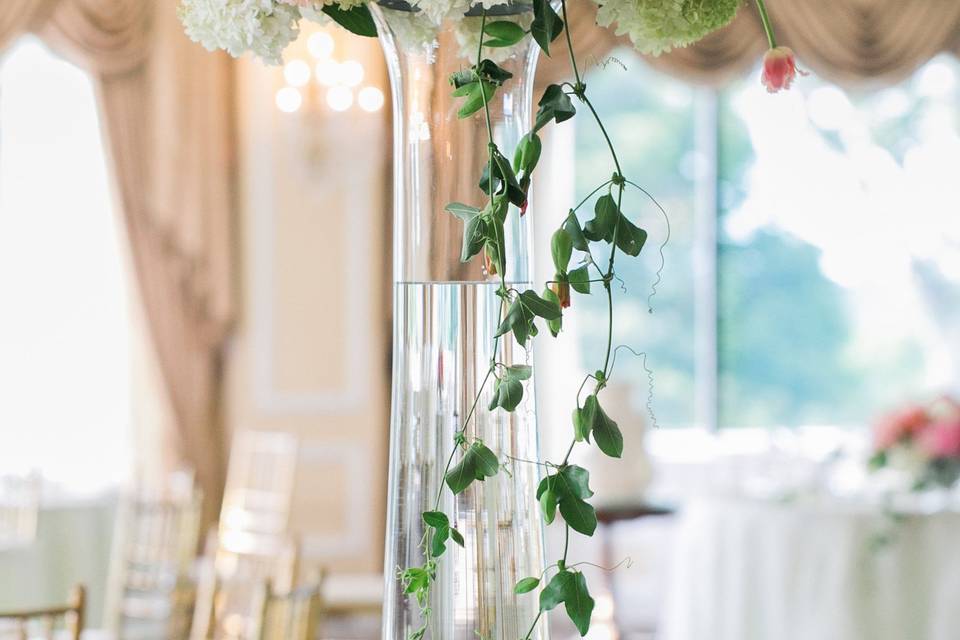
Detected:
[
  {"left": 422, "top": 511, "right": 449, "bottom": 529},
  {"left": 539, "top": 570, "right": 574, "bottom": 611},
  {"left": 461, "top": 215, "right": 486, "bottom": 263},
  {"left": 513, "top": 133, "right": 542, "bottom": 175},
  {"left": 584, "top": 194, "right": 618, "bottom": 242},
  {"left": 445, "top": 202, "right": 480, "bottom": 221},
  {"left": 495, "top": 297, "right": 535, "bottom": 346},
  {"left": 457, "top": 81, "right": 495, "bottom": 119},
  {"left": 519, "top": 289, "right": 561, "bottom": 320},
  {"left": 559, "top": 495, "right": 597, "bottom": 536},
  {"left": 445, "top": 442, "right": 499, "bottom": 494},
  {"left": 483, "top": 20, "right": 527, "bottom": 47},
  {"left": 563, "top": 210, "right": 589, "bottom": 251},
  {"left": 534, "top": 84, "right": 576, "bottom": 131},
  {"left": 587, "top": 395, "right": 623, "bottom": 458},
  {"left": 449, "top": 527, "right": 465, "bottom": 547},
  {"left": 565, "top": 572, "right": 595, "bottom": 636},
  {"left": 430, "top": 525, "right": 449, "bottom": 557},
  {"left": 531, "top": 0, "right": 564, "bottom": 56},
  {"left": 568, "top": 265, "right": 591, "bottom": 294},
  {"left": 559, "top": 465, "right": 594, "bottom": 500},
  {"left": 489, "top": 376, "right": 524, "bottom": 412},
  {"left": 573, "top": 406, "right": 589, "bottom": 442},
  {"left": 507, "top": 365, "right": 532, "bottom": 380},
  {"left": 321, "top": 3, "right": 377, "bottom": 37},
  {"left": 541, "top": 288, "right": 563, "bottom": 337},
  {"left": 551, "top": 228, "right": 573, "bottom": 275},
  {"left": 515, "top": 577, "right": 540, "bottom": 594},
  {"left": 614, "top": 214, "right": 648, "bottom": 257},
  {"left": 476, "top": 59, "right": 513, "bottom": 85},
  {"left": 538, "top": 477, "right": 558, "bottom": 523}
]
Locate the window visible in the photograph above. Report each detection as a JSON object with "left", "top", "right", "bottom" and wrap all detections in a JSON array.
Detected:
[
  {"left": 0, "top": 37, "right": 132, "bottom": 494},
  {"left": 570, "top": 50, "right": 960, "bottom": 430}
]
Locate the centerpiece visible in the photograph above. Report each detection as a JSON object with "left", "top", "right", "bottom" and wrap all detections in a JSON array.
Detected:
[{"left": 179, "top": 0, "right": 797, "bottom": 636}]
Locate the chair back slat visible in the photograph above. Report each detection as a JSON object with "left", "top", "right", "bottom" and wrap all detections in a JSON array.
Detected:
[{"left": 0, "top": 585, "right": 85, "bottom": 640}]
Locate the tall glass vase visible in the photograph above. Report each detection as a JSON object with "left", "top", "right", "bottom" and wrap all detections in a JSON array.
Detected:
[{"left": 374, "top": 4, "right": 548, "bottom": 639}]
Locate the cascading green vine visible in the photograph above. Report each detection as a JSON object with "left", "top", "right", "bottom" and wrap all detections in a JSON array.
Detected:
[{"left": 399, "top": 0, "right": 660, "bottom": 637}]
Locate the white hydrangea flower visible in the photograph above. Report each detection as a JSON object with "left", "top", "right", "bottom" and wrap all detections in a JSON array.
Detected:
[
  {"left": 382, "top": 10, "right": 440, "bottom": 59},
  {"left": 594, "top": 0, "right": 741, "bottom": 56},
  {"left": 178, "top": 0, "right": 301, "bottom": 65}
]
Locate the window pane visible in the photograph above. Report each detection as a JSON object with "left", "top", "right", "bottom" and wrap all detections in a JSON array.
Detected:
[
  {"left": 0, "top": 37, "right": 132, "bottom": 493},
  {"left": 717, "top": 56, "right": 960, "bottom": 428},
  {"left": 573, "top": 50, "right": 697, "bottom": 428}
]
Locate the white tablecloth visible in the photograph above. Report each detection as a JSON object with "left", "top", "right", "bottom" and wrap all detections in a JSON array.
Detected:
[{"left": 660, "top": 497, "right": 960, "bottom": 640}]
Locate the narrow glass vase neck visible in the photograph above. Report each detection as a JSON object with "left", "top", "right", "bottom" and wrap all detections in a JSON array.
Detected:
[{"left": 373, "top": 4, "right": 540, "bottom": 284}]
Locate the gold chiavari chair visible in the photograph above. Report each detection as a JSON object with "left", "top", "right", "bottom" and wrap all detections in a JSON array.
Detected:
[
  {"left": 105, "top": 483, "right": 203, "bottom": 639},
  {"left": 251, "top": 574, "right": 324, "bottom": 640},
  {"left": 0, "top": 585, "right": 85, "bottom": 640},
  {"left": 189, "top": 532, "right": 301, "bottom": 640}
]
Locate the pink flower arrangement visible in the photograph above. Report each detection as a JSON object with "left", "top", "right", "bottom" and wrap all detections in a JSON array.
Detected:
[{"left": 871, "top": 396, "right": 960, "bottom": 489}]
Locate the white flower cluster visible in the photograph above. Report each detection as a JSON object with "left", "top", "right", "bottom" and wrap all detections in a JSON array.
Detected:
[
  {"left": 179, "top": 0, "right": 301, "bottom": 65},
  {"left": 594, "top": 0, "right": 741, "bottom": 56}
]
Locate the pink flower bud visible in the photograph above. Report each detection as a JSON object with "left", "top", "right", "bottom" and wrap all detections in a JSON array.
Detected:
[
  {"left": 917, "top": 421, "right": 960, "bottom": 460},
  {"left": 761, "top": 46, "right": 805, "bottom": 93}
]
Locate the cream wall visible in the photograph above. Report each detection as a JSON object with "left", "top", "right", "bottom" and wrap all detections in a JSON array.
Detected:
[{"left": 225, "top": 30, "right": 391, "bottom": 573}]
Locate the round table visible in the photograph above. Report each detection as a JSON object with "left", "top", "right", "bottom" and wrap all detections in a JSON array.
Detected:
[{"left": 660, "top": 496, "right": 960, "bottom": 640}]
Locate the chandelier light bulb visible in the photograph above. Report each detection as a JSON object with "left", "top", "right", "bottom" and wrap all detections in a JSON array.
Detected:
[
  {"left": 315, "top": 59, "right": 340, "bottom": 87},
  {"left": 358, "top": 86, "right": 385, "bottom": 112},
  {"left": 283, "top": 59, "right": 311, "bottom": 87},
  {"left": 339, "top": 60, "right": 365, "bottom": 87},
  {"left": 307, "top": 31, "right": 335, "bottom": 60},
  {"left": 326, "top": 85, "right": 354, "bottom": 112},
  {"left": 275, "top": 87, "right": 302, "bottom": 113}
]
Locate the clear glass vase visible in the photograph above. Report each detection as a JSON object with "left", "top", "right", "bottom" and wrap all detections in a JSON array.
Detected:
[{"left": 373, "top": 4, "right": 549, "bottom": 639}]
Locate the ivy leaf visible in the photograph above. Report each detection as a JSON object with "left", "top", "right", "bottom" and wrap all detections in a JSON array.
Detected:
[
  {"left": 457, "top": 81, "right": 495, "bottom": 119},
  {"left": 321, "top": 3, "right": 377, "bottom": 37},
  {"left": 445, "top": 442, "right": 499, "bottom": 494},
  {"left": 563, "top": 210, "right": 589, "bottom": 251},
  {"left": 573, "top": 406, "right": 590, "bottom": 442},
  {"left": 584, "top": 194, "right": 618, "bottom": 242},
  {"left": 483, "top": 20, "right": 527, "bottom": 47},
  {"left": 445, "top": 202, "right": 480, "bottom": 221},
  {"left": 565, "top": 572, "right": 595, "bottom": 636},
  {"left": 449, "top": 527, "right": 465, "bottom": 547},
  {"left": 460, "top": 215, "right": 486, "bottom": 263},
  {"left": 495, "top": 297, "right": 535, "bottom": 345},
  {"left": 519, "top": 289, "right": 562, "bottom": 320},
  {"left": 507, "top": 365, "right": 532, "bottom": 380},
  {"left": 585, "top": 395, "right": 623, "bottom": 458},
  {"left": 479, "top": 149, "right": 525, "bottom": 206},
  {"left": 614, "top": 214, "right": 648, "bottom": 257},
  {"left": 534, "top": 84, "right": 576, "bottom": 131},
  {"left": 539, "top": 570, "right": 574, "bottom": 611},
  {"left": 558, "top": 494, "right": 597, "bottom": 536},
  {"left": 476, "top": 59, "right": 514, "bottom": 86},
  {"left": 541, "top": 287, "right": 563, "bottom": 337},
  {"left": 430, "top": 525, "right": 449, "bottom": 557},
  {"left": 422, "top": 511, "right": 449, "bottom": 529},
  {"left": 568, "top": 265, "right": 591, "bottom": 294},
  {"left": 530, "top": 0, "right": 564, "bottom": 56},
  {"left": 559, "top": 465, "right": 594, "bottom": 500},
  {"left": 515, "top": 577, "right": 540, "bottom": 594},
  {"left": 489, "top": 376, "right": 524, "bottom": 412},
  {"left": 551, "top": 228, "right": 573, "bottom": 275},
  {"left": 536, "top": 476, "right": 559, "bottom": 523}
]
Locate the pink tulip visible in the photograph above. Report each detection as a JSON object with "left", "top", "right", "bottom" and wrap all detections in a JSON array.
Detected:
[
  {"left": 761, "top": 46, "right": 804, "bottom": 93},
  {"left": 917, "top": 421, "right": 960, "bottom": 459},
  {"left": 873, "top": 405, "right": 929, "bottom": 450}
]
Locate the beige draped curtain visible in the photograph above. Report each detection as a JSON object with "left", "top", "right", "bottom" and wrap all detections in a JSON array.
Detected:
[
  {"left": 538, "top": 0, "right": 960, "bottom": 90},
  {"left": 0, "top": 0, "right": 234, "bottom": 526}
]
